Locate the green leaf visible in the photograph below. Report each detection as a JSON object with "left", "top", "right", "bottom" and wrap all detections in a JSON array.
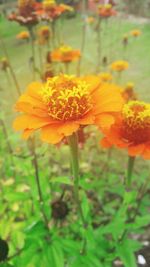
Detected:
[
  {"left": 50, "top": 177, "right": 73, "bottom": 185},
  {"left": 116, "top": 239, "right": 137, "bottom": 267}
]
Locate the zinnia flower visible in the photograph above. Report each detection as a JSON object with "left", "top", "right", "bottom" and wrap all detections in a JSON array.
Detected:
[
  {"left": 98, "top": 4, "right": 116, "bottom": 18},
  {"left": 130, "top": 30, "right": 141, "bottom": 37},
  {"left": 16, "top": 31, "right": 30, "bottom": 40},
  {"left": 13, "top": 74, "right": 124, "bottom": 144},
  {"left": 51, "top": 45, "right": 81, "bottom": 63},
  {"left": 110, "top": 60, "right": 129, "bottom": 72},
  {"left": 101, "top": 101, "right": 150, "bottom": 159}
]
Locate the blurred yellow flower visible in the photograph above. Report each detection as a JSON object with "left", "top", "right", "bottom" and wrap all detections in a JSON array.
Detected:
[
  {"left": 51, "top": 45, "right": 81, "bottom": 63},
  {"left": 110, "top": 60, "right": 129, "bottom": 72},
  {"left": 130, "top": 29, "right": 141, "bottom": 37},
  {"left": 16, "top": 31, "right": 30, "bottom": 40},
  {"left": 86, "top": 16, "right": 95, "bottom": 24},
  {"left": 99, "top": 72, "right": 112, "bottom": 82}
]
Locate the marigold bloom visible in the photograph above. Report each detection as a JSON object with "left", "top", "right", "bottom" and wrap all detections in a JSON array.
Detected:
[
  {"left": 101, "top": 101, "right": 150, "bottom": 159},
  {"left": 37, "top": 26, "right": 51, "bottom": 44},
  {"left": 110, "top": 60, "right": 129, "bottom": 72},
  {"left": 16, "top": 31, "right": 30, "bottom": 40},
  {"left": 51, "top": 45, "right": 81, "bottom": 63},
  {"left": 99, "top": 72, "right": 112, "bottom": 82},
  {"left": 130, "top": 29, "right": 141, "bottom": 37},
  {"left": 13, "top": 75, "right": 124, "bottom": 144},
  {"left": 98, "top": 4, "right": 116, "bottom": 18}
]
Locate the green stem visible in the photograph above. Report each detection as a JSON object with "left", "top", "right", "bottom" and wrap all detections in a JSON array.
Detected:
[
  {"left": 126, "top": 156, "right": 135, "bottom": 188},
  {"left": 64, "top": 62, "right": 69, "bottom": 74},
  {"left": 67, "top": 133, "right": 86, "bottom": 226}
]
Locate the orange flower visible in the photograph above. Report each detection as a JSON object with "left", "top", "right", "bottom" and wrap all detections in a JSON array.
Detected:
[
  {"left": 37, "top": 26, "right": 51, "bottom": 44},
  {"left": 110, "top": 60, "right": 129, "bottom": 72},
  {"left": 16, "top": 31, "right": 30, "bottom": 40},
  {"left": 86, "top": 16, "right": 95, "bottom": 24},
  {"left": 101, "top": 101, "right": 150, "bottom": 159},
  {"left": 130, "top": 29, "right": 141, "bottom": 37},
  {"left": 98, "top": 4, "right": 116, "bottom": 18},
  {"left": 51, "top": 45, "right": 81, "bottom": 63},
  {"left": 13, "top": 74, "right": 124, "bottom": 144}
]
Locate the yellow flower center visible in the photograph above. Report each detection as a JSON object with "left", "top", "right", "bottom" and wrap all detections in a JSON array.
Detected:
[
  {"left": 41, "top": 75, "right": 93, "bottom": 121},
  {"left": 43, "top": 0, "right": 56, "bottom": 9},
  {"left": 121, "top": 101, "right": 150, "bottom": 145},
  {"left": 60, "top": 45, "right": 73, "bottom": 56}
]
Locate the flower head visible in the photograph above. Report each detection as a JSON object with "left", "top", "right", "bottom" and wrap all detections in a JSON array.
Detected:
[
  {"left": 37, "top": 25, "right": 51, "bottom": 44},
  {"left": 101, "top": 101, "right": 150, "bottom": 159},
  {"left": 130, "top": 29, "right": 141, "bottom": 37},
  {"left": 110, "top": 60, "right": 129, "bottom": 72},
  {"left": 16, "top": 30, "right": 30, "bottom": 40},
  {"left": 99, "top": 72, "right": 112, "bottom": 82},
  {"left": 98, "top": 4, "right": 116, "bottom": 18},
  {"left": 51, "top": 45, "right": 81, "bottom": 63},
  {"left": 13, "top": 74, "right": 124, "bottom": 144},
  {"left": 86, "top": 16, "right": 95, "bottom": 24}
]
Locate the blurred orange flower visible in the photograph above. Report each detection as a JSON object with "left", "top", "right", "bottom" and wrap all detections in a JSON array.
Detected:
[
  {"left": 51, "top": 45, "right": 81, "bottom": 63},
  {"left": 98, "top": 4, "right": 116, "bottom": 18},
  {"left": 1, "top": 57, "right": 9, "bottom": 71},
  {"left": 130, "top": 29, "right": 141, "bottom": 37},
  {"left": 37, "top": 25, "right": 51, "bottom": 44},
  {"left": 16, "top": 31, "right": 30, "bottom": 40},
  {"left": 110, "top": 60, "right": 129, "bottom": 72},
  {"left": 13, "top": 75, "right": 124, "bottom": 144},
  {"left": 101, "top": 101, "right": 150, "bottom": 159}
]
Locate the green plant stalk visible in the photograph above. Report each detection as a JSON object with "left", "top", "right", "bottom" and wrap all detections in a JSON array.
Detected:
[
  {"left": 29, "top": 27, "right": 36, "bottom": 80},
  {"left": 0, "top": 35, "right": 21, "bottom": 96},
  {"left": 67, "top": 132, "right": 86, "bottom": 226},
  {"left": 126, "top": 156, "right": 135, "bottom": 188}
]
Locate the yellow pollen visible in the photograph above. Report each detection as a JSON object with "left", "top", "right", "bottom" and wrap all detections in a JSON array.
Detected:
[
  {"left": 41, "top": 75, "right": 93, "bottom": 121},
  {"left": 122, "top": 101, "right": 150, "bottom": 145},
  {"left": 60, "top": 45, "right": 73, "bottom": 55}
]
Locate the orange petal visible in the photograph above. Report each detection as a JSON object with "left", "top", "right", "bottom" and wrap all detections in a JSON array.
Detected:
[
  {"left": 77, "top": 113, "right": 95, "bottom": 125},
  {"left": 128, "top": 144, "right": 145, "bottom": 157},
  {"left": 58, "top": 122, "right": 79, "bottom": 136},
  {"left": 92, "top": 83, "right": 124, "bottom": 114},
  {"left": 82, "top": 75, "right": 102, "bottom": 93},
  {"left": 22, "top": 129, "right": 34, "bottom": 139},
  {"left": 26, "top": 82, "right": 42, "bottom": 99},
  {"left": 142, "top": 145, "right": 150, "bottom": 160},
  {"left": 100, "top": 137, "right": 112, "bottom": 148},
  {"left": 41, "top": 124, "right": 63, "bottom": 144},
  {"left": 95, "top": 114, "right": 115, "bottom": 130},
  {"left": 13, "top": 115, "right": 53, "bottom": 130}
]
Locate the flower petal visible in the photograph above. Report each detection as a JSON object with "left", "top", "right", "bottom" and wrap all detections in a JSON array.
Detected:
[
  {"left": 128, "top": 144, "right": 145, "bottom": 157},
  {"left": 13, "top": 115, "right": 53, "bottom": 130},
  {"left": 41, "top": 124, "right": 63, "bottom": 144}
]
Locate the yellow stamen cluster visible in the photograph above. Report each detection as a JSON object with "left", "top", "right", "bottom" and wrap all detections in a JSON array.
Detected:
[
  {"left": 43, "top": 0, "right": 56, "bottom": 10},
  {"left": 60, "top": 45, "right": 73, "bottom": 55},
  {"left": 41, "top": 75, "right": 93, "bottom": 121},
  {"left": 122, "top": 101, "right": 150, "bottom": 145}
]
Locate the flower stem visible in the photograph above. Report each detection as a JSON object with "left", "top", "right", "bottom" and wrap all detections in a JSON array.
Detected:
[
  {"left": 29, "top": 138, "right": 49, "bottom": 226},
  {"left": 126, "top": 156, "right": 135, "bottom": 188},
  {"left": 67, "top": 133, "right": 86, "bottom": 226},
  {"left": 0, "top": 35, "right": 21, "bottom": 96}
]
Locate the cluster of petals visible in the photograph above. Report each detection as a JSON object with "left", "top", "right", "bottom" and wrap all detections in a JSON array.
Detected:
[
  {"left": 101, "top": 101, "right": 150, "bottom": 159},
  {"left": 110, "top": 60, "right": 129, "bottom": 72},
  {"left": 51, "top": 45, "right": 81, "bottom": 63},
  {"left": 13, "top": 74, "right": 124, "bottom": 145},
  {"left": 98, "top": 4, "right": 117, "bottom": 18},
  {"left": 16, "top": 31, "right": 30, "bottom": 40}
]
